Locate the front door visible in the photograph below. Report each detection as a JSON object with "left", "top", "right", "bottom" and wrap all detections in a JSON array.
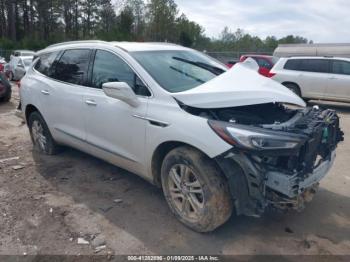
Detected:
[{"left": 82, "top": 49, "right": 151, "bottom": 174}]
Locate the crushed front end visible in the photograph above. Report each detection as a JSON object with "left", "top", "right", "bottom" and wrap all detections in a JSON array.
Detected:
[{"left": 204, "top": 104, "right": 344, "bottom": 216}]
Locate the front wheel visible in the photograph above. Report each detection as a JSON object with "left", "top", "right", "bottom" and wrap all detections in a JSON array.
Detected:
[{"left": 161, "top": 146, "right": 233, "bottom": 232}]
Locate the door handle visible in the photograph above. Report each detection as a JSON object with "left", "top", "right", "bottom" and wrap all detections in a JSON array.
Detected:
[
  {"left": 85, "top": 99, "right": 97, "bottom": 106},
  {"left": 41, "top": 90, "right": 50, "bottom": 95}
]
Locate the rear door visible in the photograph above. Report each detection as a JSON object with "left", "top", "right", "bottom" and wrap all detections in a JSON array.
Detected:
[
  {"left": 296, "top": 59, "right": 331, "bottom": 99},
  {"left": 325, "top": 59, "right": 350, "bottom": 102},
  {"left": 42, "top": 49, "right": 92, "bottom": 143}
]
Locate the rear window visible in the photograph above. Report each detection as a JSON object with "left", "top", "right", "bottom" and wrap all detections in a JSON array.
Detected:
[
  {"left": 253, "top": 58, "right": 272, "bottom": 69},
  {"left": 284, "top": 59, "right": 330, "bottom": 73},
  {"left": 34, "top": 51, "right": 60, "bottom": 77}
]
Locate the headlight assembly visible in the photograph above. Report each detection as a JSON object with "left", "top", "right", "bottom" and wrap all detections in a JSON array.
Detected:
[{"left": 209, "top": 120, "right": 303, "bottom": 150}]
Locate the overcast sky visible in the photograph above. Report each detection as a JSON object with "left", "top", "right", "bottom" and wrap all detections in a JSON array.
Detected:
[{"left": 175, "top": 0, "right": 350, "bottom": 43}]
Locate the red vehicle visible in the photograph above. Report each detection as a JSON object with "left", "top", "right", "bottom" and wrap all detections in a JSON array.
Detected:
[
  {"left": 240, "top": 54, "right": 279, "bottom": 77},
  {"left": 0, "top": 58, "right": 5, "bottom": 73}
]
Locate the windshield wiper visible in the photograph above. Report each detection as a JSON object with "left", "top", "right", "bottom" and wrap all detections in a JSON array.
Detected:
[
  {"left": 170, "top": 66, "right": 206, "bottom": 84},
  {"left": 172, "top": 57, "right": 225, "bottom": 75}
]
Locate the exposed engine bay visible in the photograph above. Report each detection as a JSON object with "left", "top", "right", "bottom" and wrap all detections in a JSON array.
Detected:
[
  {"left": 180, "top": 102, "right": 344, "bottom": 216},
  {"left": 183, "top": 102, "right": 296, "bottom": 126}
]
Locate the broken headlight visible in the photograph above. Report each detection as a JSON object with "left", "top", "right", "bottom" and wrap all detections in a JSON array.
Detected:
[{"left": 209, "top": 120, "right": 303, "bottom": 150}]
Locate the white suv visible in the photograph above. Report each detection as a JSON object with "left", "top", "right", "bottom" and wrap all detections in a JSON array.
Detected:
[
  {"left": 20, "top": 41, "right": 343, "bottom": 232},
  {"left": 271, "top": 56, "right": 350, "bottom": 102}
]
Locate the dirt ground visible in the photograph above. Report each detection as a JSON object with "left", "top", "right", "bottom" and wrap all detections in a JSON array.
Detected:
[{"left": 0, "top": 85, "right": 349, "bottom": 256}]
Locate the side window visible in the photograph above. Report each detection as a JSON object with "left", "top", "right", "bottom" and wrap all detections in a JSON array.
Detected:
[
  {"left": 52, "top": 49, "right": 91, "bottom": 85},
  {"left": 299, "top": 59, "right": 330, "bottom": 73},
  {"left": 91, "top": 50, "right": 151, "bottom": 96},
  {"left": 332, "top": 60, "right": 350, "bottom": 75},
  {"left": 284, "top": 59, "right": 301, "bottom": 70},
  {"left": 34, "top": 51, "right": 60, "bottom": 77}
]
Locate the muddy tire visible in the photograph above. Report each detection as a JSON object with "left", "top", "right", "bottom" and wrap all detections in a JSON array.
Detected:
[
  {"left": 161, "top": 146, "right": 233, "bottom": 232},
  {"left": 28, "top": 111, "right": 60, "bottom": 155}
]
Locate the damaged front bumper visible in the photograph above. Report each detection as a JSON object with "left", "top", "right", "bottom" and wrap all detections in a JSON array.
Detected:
[
  {"left": 265, "top": 151, "right": 336, "bottom": 198},
  {"left": 214, "top": 108, "right": 344, "bottom": 217}
]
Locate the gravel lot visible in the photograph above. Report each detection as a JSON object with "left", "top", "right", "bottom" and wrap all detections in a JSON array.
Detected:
[{"left": 0, "top": 85, "right": 349, "bottom": 256}]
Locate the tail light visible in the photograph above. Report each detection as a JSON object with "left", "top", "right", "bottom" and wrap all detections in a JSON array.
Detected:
[{"left": 265, "top": 72, "right": 276, "bottom": 78}]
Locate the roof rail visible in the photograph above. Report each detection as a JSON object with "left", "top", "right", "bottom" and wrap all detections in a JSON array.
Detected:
[{"left": 46, "top": 40, "right": 108, "bottom": 49}]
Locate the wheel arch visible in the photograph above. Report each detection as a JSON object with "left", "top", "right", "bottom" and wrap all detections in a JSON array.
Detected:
[
  {"left": 25, "top": 104, "right": 40, "bottom": 123},
  {"left": 282, "top": 81, "right": 302, "bottom": 96},
  {"left": 151, "top": 141, "right": 218, "bottom": 187}
]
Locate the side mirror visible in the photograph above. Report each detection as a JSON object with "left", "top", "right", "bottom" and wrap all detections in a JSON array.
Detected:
[{"left": 102, "top": 82, "right": 140, "bottom": 107}]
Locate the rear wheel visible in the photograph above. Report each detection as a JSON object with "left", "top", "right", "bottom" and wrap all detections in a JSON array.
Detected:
[
  {"left": 161, "top": 146, "right": 233, "bottom": 232},
  {"left": 28, "top": 111, "right": 60, "bottom": 155},
  {"left": 283, "top": 83, "right": 301, "bottom": 97}
]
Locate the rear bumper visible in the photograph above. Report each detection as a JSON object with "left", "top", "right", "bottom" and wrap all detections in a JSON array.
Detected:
[{"left": 265, "top": 151, "right": 335, "bottom": 198}]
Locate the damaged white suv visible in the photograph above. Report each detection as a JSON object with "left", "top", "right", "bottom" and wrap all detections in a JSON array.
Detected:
[{"left": 20, "top": 41, "right": 344, "bottom": 232}]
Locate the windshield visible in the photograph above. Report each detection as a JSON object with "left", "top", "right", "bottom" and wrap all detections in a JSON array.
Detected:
[
  {"left": 23, "top": 58, "right": 33, "bottom": 67},
  {"left": 131, "top": 50, "right": 226, "bottom": 93}
]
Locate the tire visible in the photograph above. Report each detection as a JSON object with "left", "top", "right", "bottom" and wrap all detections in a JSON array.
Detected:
[
  {"left": 283, "top": 83, "right": 301, "bottom": 97},
  {"left": 2, "top": 88, "right": 11, "bottom": 102},
  {"left": 28, "top": 111, "right": 59, "bottom": 155},
  {"left": 161, "top": 146, "right": 233, "bottom": 232}
]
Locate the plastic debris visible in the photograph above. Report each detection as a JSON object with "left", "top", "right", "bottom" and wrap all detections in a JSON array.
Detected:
[{"left": 77, "top": 237, "right": 89, "bottom": 245}]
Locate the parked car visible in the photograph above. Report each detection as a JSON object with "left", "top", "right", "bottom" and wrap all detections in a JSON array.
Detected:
[
  {"left": 20, "top": 41, "right": 343, "bottom": 232},
  {"left": 226, "top": 59, "right": 239, "bottom": 68},
  {"left": 271, "top": 56, "right": 350, "bottom": 103},
  {"left": 8, "top": 55, "right": 34, "bottom": 81},
  {"left": 0, "top": 57, "right": 6, "bottom": 73},
  {"left": 10, "top": 50, "right": 35, "bottom": 58},
  {"left": 0, "top": 72, "right": 11, "bottom": 102},
  {"left": 240, "top": 54, "right": 279, "bottom": 77}
]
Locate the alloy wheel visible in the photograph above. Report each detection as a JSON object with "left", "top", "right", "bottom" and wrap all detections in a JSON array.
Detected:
[
  {"left": 168, "top": 164, "right": 205, "bottom": 221},
  {"left": 31, "top": 120, "right": 47, "bottom": 151}
]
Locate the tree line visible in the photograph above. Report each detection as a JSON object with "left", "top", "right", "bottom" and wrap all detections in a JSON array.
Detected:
[{"left": 0, "top": 0, "right": 310, "bottom": 52}]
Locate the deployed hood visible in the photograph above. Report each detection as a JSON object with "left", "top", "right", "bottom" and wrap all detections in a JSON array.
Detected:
[{"left": 172, "top": 63, "right": 306, "bottom": 108}]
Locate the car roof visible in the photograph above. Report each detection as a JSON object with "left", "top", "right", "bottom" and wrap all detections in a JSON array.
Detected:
[
  {"left": 111, "top": 42, "right": 189, "bottom": 52},
  {"left": 38, "top": 40, "right": 189, "bottom": 55}
]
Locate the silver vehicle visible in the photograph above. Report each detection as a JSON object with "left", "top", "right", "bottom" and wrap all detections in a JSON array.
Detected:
[
  {"left": 11, "top": 50, "right": 36, "bottom": 58},
  {"left": 20, "top": 41, "right": 343, "bottom": 232},
  {"left": 271, "top": 56, "right": 350, "bottom": 102},
  {"left": 8, "top": 50, "right": 35, "bottom": 81}
]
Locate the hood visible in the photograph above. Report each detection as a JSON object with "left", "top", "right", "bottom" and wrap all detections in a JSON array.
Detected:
[{"left": 172, "top": 63, "right": 306, "bottom": 108}]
